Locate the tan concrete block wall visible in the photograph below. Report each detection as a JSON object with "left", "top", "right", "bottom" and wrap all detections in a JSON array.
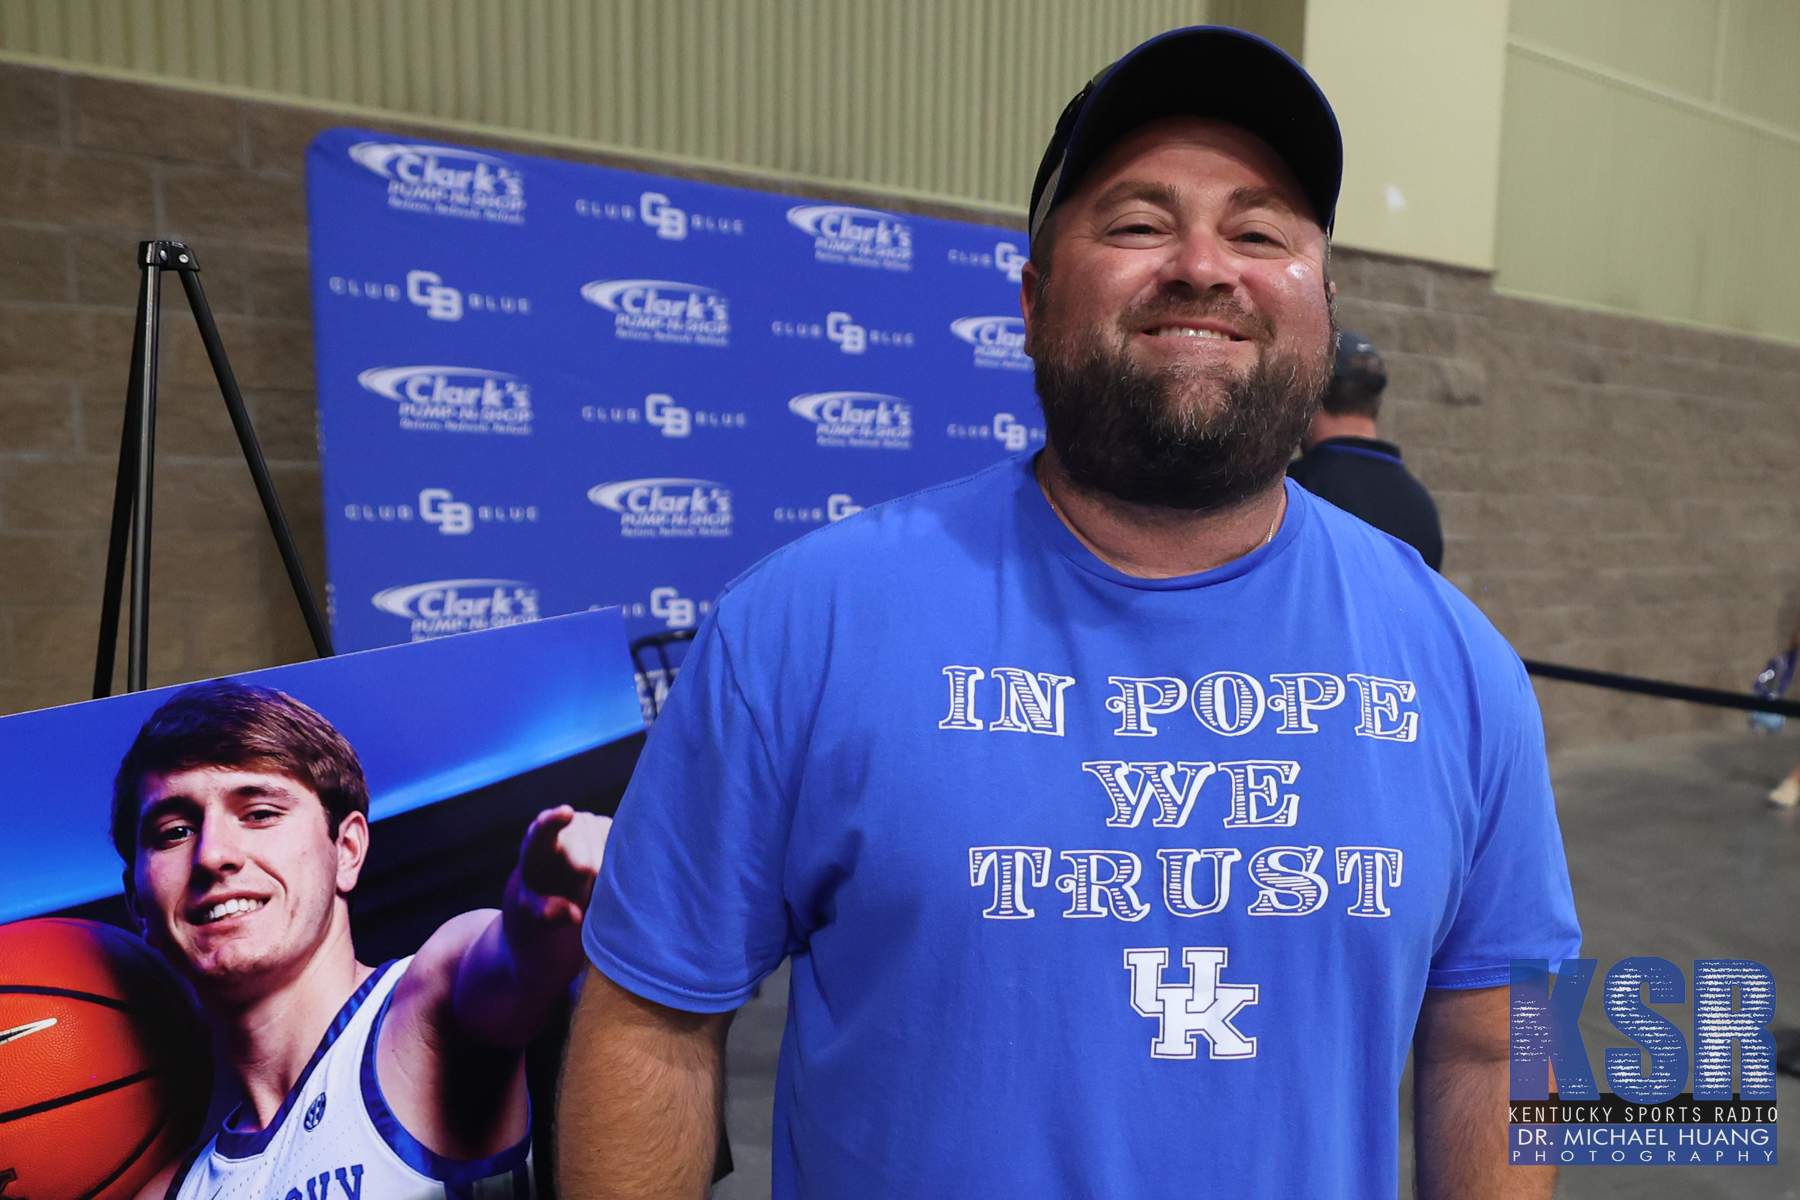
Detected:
[
  {"left": 0, "top": 65, "right": 324, "bottom": 712},
  {"left": 1334, "top": 249, "right": 1800, "bottom": 748},
  {"left": 1, "top": 61, "right": 1796, "bottom": 750}
]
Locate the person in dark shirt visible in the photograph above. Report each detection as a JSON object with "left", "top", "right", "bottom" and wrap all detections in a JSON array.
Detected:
[{"left": 1288, "top": 329, "right": 1444, "bottom": 569}]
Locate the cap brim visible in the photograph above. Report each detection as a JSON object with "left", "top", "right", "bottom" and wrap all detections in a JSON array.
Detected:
[{"left": 1046, "top": 27, "right": 1341, "bottom": 236}]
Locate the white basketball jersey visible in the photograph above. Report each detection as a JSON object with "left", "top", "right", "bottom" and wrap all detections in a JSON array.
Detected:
[{"left": 171, "top": 959, "right": 533, "bottom": 1200}]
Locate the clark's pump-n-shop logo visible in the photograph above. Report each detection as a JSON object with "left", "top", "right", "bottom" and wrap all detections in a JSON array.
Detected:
[
  {"left": 588, "top": 478, "right": 733, "bottom": 539},
  {"left": 581, "top": 280, "right": 730, "bottom": 347},
  {"left": 951, "top": 316, "right": 1032, "bottom": 372},
  {"left": 786, "top": 205, "right": 913, "bottom": 271},
  {"left": 349, "top": 141, "right": 526, "bottom": 224},
  {"left": 788, "top": 392, "right": 913, "bottom": 451},
  {"left": 371, "top": 578, "right": 540, "bottom": 642},
  {"left": 358, "top": 365, "right": 532, "bottom": 436}
]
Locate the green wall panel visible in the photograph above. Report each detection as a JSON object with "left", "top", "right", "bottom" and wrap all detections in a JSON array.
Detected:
[
  {"left": 1496, "top": 44, "right": 1800, "bottom": 342},
  {"left": 0, "top": 0, "right": 1210, "bottom": 212},
  {"left": 1498, "top": 0, "right": 1800, "bottom": 343}
]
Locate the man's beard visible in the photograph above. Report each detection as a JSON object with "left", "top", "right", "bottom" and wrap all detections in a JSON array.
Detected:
[{"left": 1033, "top": 294, "right": 1332, "bottom": 512}]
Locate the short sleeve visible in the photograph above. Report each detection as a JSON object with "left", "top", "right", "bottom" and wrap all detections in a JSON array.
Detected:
[
  {"left": 1426, "top": 656, "right": 1582, "bottom": 989},
  {"left": 582, "top": 611, "right": 798, "bottom": 1012}
]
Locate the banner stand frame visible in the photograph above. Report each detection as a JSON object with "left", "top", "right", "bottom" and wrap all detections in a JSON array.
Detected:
[{"left": 93, "top": 240, "right": 334, "bottom": 698}]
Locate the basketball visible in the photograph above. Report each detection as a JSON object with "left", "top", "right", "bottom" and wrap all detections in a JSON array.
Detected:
[{"left": 0, "top": 919, "right": 209, "bottom": 1200}]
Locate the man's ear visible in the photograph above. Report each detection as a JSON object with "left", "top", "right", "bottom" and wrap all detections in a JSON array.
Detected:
[
  {"left": 334, "top": 810, "right": 370, "bottom": 896},
  {"left": 1019, "top": 262, "right": 1041, "bottom": 356},
  {"left": 121, "top": 869, "right": 146, "bottom": 934}
]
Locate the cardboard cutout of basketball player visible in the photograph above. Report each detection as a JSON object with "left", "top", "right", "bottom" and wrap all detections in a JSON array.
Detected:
[{"left": 113, "top": 679, "right": 607, "bottom": 1196}]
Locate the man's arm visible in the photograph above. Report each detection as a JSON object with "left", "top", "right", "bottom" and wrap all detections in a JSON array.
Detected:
[
  {"left": 452, "top": 806, "right": 613, "bottom": 1044},
  {"left": 375, "top": 805, "right": 613, "bottom": 1158},
  {"left": 558, "top": 966, "right": 732, "bottom": 1200},
  {"left": 1414, "top": 984, "right": 1553, "bottom": 1200}
]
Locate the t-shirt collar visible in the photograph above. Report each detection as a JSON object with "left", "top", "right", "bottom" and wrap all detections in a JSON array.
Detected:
[{"left": 1015, "top": 453, "right": 1308, "bottom": 591}]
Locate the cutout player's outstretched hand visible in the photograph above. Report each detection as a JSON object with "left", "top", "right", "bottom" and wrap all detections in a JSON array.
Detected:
[{"left": 515, "top": 805, "right": 612, "bottom": 928}]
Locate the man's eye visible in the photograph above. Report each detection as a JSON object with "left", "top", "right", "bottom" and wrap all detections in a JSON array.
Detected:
[
  {"left": 245, "top": 807, "right": 281, "bottom": 824},
  {"left": 150, "top": 823, "right": 194, "bottom": 846}
]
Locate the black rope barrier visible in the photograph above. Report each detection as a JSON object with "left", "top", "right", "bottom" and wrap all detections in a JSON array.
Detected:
[
  {"left": 1522, "top": 659, "right": 1800, "bottom": 719},
  {"left": 623, "top": 635, "right": 1800, "bottom": 722}
]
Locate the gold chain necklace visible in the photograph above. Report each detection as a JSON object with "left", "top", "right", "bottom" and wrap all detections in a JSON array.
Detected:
[{"left": 1259, "top": 505, "right": 1281, "bottom": 547}]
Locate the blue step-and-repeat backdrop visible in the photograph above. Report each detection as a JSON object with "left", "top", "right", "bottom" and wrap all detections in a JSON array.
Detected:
[{"left": 307, "top": 128, "right": 1041, "bottom": 650}]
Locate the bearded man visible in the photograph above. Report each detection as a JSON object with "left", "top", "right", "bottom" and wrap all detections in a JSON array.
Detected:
[{"left": 559, "top": 26, "right": 1579, "bottom": 1200}]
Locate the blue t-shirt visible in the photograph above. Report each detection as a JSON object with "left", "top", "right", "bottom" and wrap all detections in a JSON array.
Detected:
[{"left": 584, "top": 455, "right": 1581, "bottom": 1199}]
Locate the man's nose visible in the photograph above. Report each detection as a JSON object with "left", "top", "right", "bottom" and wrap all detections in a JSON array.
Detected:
[
  {"left": 192, "top": 811, "right": 244, "bottom": 876},
  {"left": 1160, "top": 226, "right": 1243, "bottom": 295}
]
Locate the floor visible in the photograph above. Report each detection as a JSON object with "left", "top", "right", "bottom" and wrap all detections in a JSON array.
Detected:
[
  {"left": 711, "top": 726, "right": 1800, "bottom": 1199},
  {"left": 1546, "top": 728, "right": 1800, "bottom": 1200},
  {"left": 712, "top": 963, "right": 786, "bottom": 1200}
]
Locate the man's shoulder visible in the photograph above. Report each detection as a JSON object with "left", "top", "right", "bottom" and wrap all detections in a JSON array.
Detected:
[
  {"left": 1290, "top": 438, "right": 1407, "bottom": 483},
  {"left": 398, "top": 911, "right": 491, "bottom": 999},
  {"left": 1296, "top": 489, "right": 1503, "bottom": 649},
  {"left": 1294, "top": 495, "right": 1532, "bottom": 745}
]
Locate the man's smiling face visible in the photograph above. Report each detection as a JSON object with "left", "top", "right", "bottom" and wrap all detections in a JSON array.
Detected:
[
  {"left": 1022, "top": 115, "right": 1336, "bottom": 511},
  {"left": 131, "top": 766, "right": 364, "bottom": 1000}
]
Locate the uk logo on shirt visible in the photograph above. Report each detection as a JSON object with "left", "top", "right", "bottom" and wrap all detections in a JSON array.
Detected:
[{"left": 1123, "top": 947, "right": 1259, "bottom": 1060}]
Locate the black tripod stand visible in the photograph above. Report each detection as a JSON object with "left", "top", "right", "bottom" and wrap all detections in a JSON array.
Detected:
[{"left": 93, "top": 240, "right": 333, "bottom": 698}]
